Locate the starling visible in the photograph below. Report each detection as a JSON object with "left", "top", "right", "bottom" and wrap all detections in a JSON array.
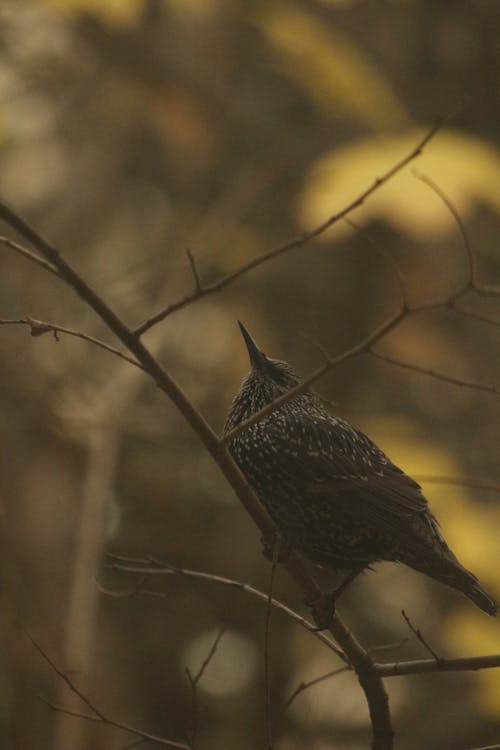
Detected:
[{"left": 224, "top": 322, "right": 498, "bottom": 616}]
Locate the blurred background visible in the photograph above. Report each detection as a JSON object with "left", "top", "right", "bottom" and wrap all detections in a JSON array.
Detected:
[{"left": 1, "top": 1, "right": 499, "bottom": 749}]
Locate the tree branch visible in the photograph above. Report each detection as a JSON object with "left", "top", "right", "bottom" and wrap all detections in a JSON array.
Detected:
[
  {"left": 0, "top": 317, "right": 143, "bottom": 368},
  {"left": 28, "top": 632, "right": 191, "bottom": 749},
  {"left": 185, "top": 626, "right": 225, "bottom": 748},
  {"left": 376, "top": 653, "right": 500, "bottom": 677},
  {"left": 284, "top": 666, "right": 350, "bottom": 710},
  {"left": 134, "top": 123, "right": 441, "bottom": 335},
  {"left": 102, "top": 555, "right": 345, "bottom": 659},
  {"left": 368, "top": 349, "right": 500, "bottom": 398},
  {"left": 0, "top": 234, "right": 60, "bottom": 276}
]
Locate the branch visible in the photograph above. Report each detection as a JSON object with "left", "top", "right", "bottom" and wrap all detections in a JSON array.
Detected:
[
  {"left": 28, "top": 632, "right": 190, "bottom": 749},
  {"left": 102, "top": 555, "right": 345, "bottom": 659},
  {"left": 413, "top": 170, "right": 500, "bottom": 297},
  {"left": 25, "top": 629, "right": 104, "bottom": 720},
  {"left": 185, "top": 626, "right": 225, "bottom": 748},
  {"left": 284, "top": 666, "right": 350, "bottom": 710},
  {"left": 0, "top": 317, "right": 143, "bottom": 368},
  {"left": 39, "top": 697, "right": 191, "bottom": 749},
  {"left": 376, "top": 653, "right": 500, "bottom": 678},
  {"left": 0, "top": 234, "right": 60, "bottom": 276},
  {"left": 134, "top": 123, "right": 441, "bottom": 335},
  {"left": 401, "top": 610, "right": 440, "bottom": 660},
  {"left": 452, "top": 305, "right": 500, "bottom": 329},
  {"left": 368, "top": 349, "right": 500, "bottom": 398},
  {"left": 264, "top": 540, "right": 280, "bottom": 750}
]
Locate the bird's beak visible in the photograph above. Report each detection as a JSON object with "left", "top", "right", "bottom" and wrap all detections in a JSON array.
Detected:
[{"left": 238, "top": 321, "right": 267, "bottom": 370}]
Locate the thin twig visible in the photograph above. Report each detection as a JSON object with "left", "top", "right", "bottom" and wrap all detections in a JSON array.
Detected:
[
  {"left": 103, "top": 555, "right": 345, "bottom": 660},
  {"left": 39, "top": 696, "right": 191, "bottom": 749},
  {"left": 135, "top": 123, "right": 441, "bottom": 335},
  {"left": 401, "top": 610, "right": 441, "bottom": 661},
  {"left": 26, "top": 629, "right": 104, "bottom": 719},
  {"left": 284, "top": 666, "right": 350, "bottom": 710},
  {"left": 185, "top": 626, "right": 226, "bottom": 747},
  {"left": 367, "top": 639, "right": 409, "bottom": 657},
  {"left": 451, "top": 305, "right": 500, "bottom": 329},
  {"left": 344, "top": 218, "right": 408, "bottom": 310},
  {"left": 413, "top": 169, "right": 476, "bottom": 286},
  {"left": 185, "top": 249, "right": 202, "bottom": 294},
  {"left": 0, "top": 317, "right": 143, "bottom": 368},
  {"left": 264, "top": 539, "right": 280, "bottom": 750},
  {"left": 0, "top": 234, "right": 60, "bottom": 276},
  {"left": 28, "top": 632, "right": 190, "bottom": 749},
  {"left": 414, "top": 170, "right": 500, "bottom": 297},
  {"left": 368, "top": 349, "right": 500, "bottom": 398}
]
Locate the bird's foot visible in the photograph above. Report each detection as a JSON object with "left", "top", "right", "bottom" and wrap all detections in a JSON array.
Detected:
[
  {"left": 306, "top": 567, "right": 366, "bottom": 631},
  {"left": 306, "top": 592, "right": 336, "bottom": 631},
  {"left": 260, "top": 532, "right": 291, "bottom": 563}
]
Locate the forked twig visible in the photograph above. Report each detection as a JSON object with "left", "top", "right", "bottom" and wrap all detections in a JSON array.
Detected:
[
  {"left": 134, "top": 123, "right": 441, "bottom": 335},
  {"left": 28, "top": 631, "right": 190, "bottom": 749},
  {"left": 401, "top": 610, "right": 441, "bottom": 661},
  {"left": 185, "top": 626, "right": 226, "bottom": 747}
]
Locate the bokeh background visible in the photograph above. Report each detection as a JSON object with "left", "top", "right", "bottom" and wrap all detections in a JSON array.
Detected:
[{"left": 1, "top": 1, "right": 499, "bottom": 749}]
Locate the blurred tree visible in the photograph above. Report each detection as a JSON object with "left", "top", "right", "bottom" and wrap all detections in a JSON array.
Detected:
[{"left": 1, "top": 1, "right": 499, "bottom": 749}]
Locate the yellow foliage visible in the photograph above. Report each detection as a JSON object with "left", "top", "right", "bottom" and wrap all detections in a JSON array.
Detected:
[
  {"left": 258, "top": 4, "right": 410, "bottom": 129},
  {"left": 300, "top": 128, "right": 500, "bottom": 239},
  {"left": 42, "top": 0, "right": 145, "bottom": 27}
]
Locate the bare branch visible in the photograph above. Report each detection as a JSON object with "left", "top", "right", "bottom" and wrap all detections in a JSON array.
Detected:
[
  {"left": 284, "top": 666, "right": 350, "bottom": 710},
  {"left": 401, "top": 610, "right": 440, "bottom": 660},
  {"left": 135, "top": 123, "right": 441, "bottom": 335},
  {"left": 0, "top": 234, "right": 60, "bottom": 276},
  {"left": 185, "top": 248, "right": 202, "bottom": 294},
  {"left": 344, "top": 218, "right": 408, "bottom": 310},
  {"left": 39, "top": 696, "right": 191, "bottom": 749},
  {"left": 451, "top": 305, "right": 500, "bottom": 329},
  {"left": 368, "top": 349, "right": 500, "bottom": 398},
  {"left": 264, "top": 540, "right": 281, "bottom": 749},
  {"left": 26, "top": 630, "right": 104, "bottom": 720},
  {"left": 185, "top": 626, "right": 225, "bottom": 747},
  {"left": 376, "top": 653, "right": 500, "bottom": 678},
  {"left": 28, "top": 631, "right": 191, "bottom": 748},
  {"left": 413, "top": 169, "right": 476, "bottom": 287},
  {"left": 413, "top": 170, "right": 500, "bottom": 297},
  {"left": 0, "top": 317, "right": 143, "bottom": 368},
  {"left": 103, "top": 555, "right": 345, "bottom": 660}
]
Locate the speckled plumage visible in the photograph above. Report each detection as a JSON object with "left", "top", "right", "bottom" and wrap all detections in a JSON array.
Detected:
[{"left": 224, "top": 323, "right": 498, "bottom": 616}]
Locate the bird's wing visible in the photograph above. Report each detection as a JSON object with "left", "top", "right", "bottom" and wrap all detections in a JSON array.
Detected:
[{"left": 268, "top": 412, "right": 431, "bottom": 525}]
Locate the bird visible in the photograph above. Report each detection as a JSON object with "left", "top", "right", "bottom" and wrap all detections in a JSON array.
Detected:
[{"left": 224, "top": 322, "right": 498, "bottom": 616}]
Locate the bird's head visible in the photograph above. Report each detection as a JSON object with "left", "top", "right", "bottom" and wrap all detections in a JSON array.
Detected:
[
  {"left": 238, "top": 321, "right": 302, "bottom": 393},
  {"left": 223, "top": 322, "right": 305, "bottom": 431}
]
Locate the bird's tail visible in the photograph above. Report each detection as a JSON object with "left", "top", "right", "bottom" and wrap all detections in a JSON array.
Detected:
[{"left": 424, "top": 560, "right": 498, "bottom": 616}]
